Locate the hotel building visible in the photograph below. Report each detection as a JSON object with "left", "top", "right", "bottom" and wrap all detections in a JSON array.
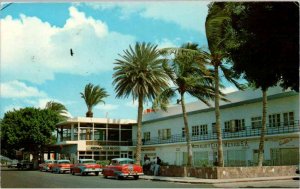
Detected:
[{"left": 53, "top": 86, "right": 299, "bottom": 166}]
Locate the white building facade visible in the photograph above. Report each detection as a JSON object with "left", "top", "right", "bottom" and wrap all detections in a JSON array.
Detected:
[{"left": 134, "top": 86, "right": 299, "bottom": 166}]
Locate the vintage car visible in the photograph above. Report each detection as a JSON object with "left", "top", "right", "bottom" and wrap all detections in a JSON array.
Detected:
[
  {"left": 51, "top": 160, "right": 72, "bottom": 174},
  {"left": 17, "top": 160, "right": 33, "bottom": 170},
  {"left": 102, "top": 158, "right": 144, "bottom": 180},
  {"left": 8, "top": 159, "right": 19, "bottom": 168},
  {"left": 39, "top": 160, "right": 55, "bottom": 172},
  {"left": 70, "top": 159, "right": 102, "bottom": 176}
]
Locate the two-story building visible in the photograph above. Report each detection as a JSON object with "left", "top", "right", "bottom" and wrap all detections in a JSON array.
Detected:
[
  {"left": 52, "top": 86, "right": 299, "bottom": 166},
  {"left": 51, "top": 117, "right": 136, "bottom": 163},
  {"left": 133, "top": 86, "right": 299, "bottom": 166}
]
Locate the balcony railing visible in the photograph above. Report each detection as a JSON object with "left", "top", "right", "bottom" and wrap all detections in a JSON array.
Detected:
[
  {"left": 86, "top": 140, "right": 133, "bottom": 146},
  {"left": 138, "top": 121, "right": 300, "bottom": 146}
]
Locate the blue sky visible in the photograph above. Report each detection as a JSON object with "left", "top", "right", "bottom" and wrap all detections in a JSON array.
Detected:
[{"left": 0, "top": 1, "right": 239, "bottom": 120}]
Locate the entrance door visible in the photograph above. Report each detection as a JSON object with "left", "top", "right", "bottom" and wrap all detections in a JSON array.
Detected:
[{"left": 120, "top": 152, "right": 128, "bottom": 158}]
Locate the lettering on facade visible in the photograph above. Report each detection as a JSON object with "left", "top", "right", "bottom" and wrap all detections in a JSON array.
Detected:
[
  {"left": 87, "top": 146, "right": 103, "bottom": 151},
  {"left": 192, "top": 140, "right": 248, "bottom": 149},
  {"left": 141, "top": 147, "right": 156, "bottom": 151},
  {"left": 279, "top": 138, "right": 293, "bottom": 146}
]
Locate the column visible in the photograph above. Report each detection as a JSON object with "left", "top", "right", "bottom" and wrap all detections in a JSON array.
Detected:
[
  {"left": 71, "top": 124, "right": 74, "bottom": 141},
  {"left": 78, "top": 122, "right": 80, "bottom": 141}
]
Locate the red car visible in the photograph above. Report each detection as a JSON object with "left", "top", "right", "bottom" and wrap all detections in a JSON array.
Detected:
[
  {"left": 39, "top": 160, "right": 55, "bottom": 172},
  {"left": 52, "top": 160, "right": 72, "bottom": 174},
  {"left": 102, "top": 158, "right": 144, "bottom": 180},
  {"left": 70, "top": 159, "right": 102, "bottom": 176}
]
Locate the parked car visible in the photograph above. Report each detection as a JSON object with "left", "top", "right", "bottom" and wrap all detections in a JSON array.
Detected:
[
  {"left": 102, "top": 158, "right": 143, "bottom": 180},
  {"left": 8, "top": 159, "right": 19, "bottom": 168},
  {"left": 17, "top": 160, "right": 33, "bottom": 170},
  {"left": 70, "top": 159, "right": 102, "bottom": 176},
  {"left": 39, "top": 160, "right": 56, "bottom": 172},
  {"left": 52, "top": 160, "right": 72, "bottom": 174}
]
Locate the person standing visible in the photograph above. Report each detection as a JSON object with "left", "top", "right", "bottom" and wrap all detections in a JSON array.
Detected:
[{"left": 154, "top": 156, "right": 161, "bottom": 176}]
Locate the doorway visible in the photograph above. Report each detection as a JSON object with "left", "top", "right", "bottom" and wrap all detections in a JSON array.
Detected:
[{"left": 120, "top": 152, "right": 128, "bottom": 158}]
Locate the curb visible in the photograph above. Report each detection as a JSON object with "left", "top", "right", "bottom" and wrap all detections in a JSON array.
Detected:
[{"left": 140, "top": 176, "right": 299, "bottom": 184}]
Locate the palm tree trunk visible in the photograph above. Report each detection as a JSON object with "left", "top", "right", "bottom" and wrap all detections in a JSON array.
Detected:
[
  {"left": 258, "top": 89, "right": 267, "bottom": 166},
  {"left": 135, "top": 95, "right": 143, "bottom": 165},
  {"left": 180, "top": 93, "right": 193, "bottom": 167},
  {"left": 214, "top": 64, "right": 224, "bottom": 167}
]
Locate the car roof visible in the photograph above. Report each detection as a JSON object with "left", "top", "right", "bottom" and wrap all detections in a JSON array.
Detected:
[{"left": 111, "top": 158, "right": 134, "bottom": 162}]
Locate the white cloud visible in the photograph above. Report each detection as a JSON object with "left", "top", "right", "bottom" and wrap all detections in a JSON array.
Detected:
[
  {"left": 1, "top": 80, "right": 47, "bottom": 98},
  {"left": 1, "top": 6, "right": 135, "bottom": 84},
  {"left": 83, "top": 1, "right": 209, "bottom": 32}
]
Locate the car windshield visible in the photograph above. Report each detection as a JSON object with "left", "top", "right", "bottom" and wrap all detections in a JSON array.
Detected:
[
  {"left": 119, "top": 160, "right": 134, "bottom": 165},
  {"left": 82, "top": 160, "right": 95, "bottom": 164},
  {"left": 58, "top": 161, "right": 70, "bottom": 164}
]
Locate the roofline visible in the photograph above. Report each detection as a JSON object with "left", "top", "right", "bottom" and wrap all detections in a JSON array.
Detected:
[
  {"left": 142, "top": 91, "right": 298, "bottom": 124},
  {"left": 56, "top": 117, "right": 136, "bottom": 127}
]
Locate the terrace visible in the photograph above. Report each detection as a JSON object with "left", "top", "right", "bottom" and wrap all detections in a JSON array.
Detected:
[{"left": 137, "top": 121, "right": 300, "bottom": 146}]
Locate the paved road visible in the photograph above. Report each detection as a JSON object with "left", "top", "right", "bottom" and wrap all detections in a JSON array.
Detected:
[
  {"left": 1, "top": 167, "right": 299, "bottom": 188},
  {"left": 1, "top": 168, "right": 211, "bottom": 188}
]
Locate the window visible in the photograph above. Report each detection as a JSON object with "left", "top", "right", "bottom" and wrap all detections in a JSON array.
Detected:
[
  {"left": 143, "top": 132, "right": 150, "bottom": 141},
  {"left": 158, "top": 129, "right": 171, "bottom": 140},
  {"left": 269, "top": 113, "right": 281, "bottom": 127},
  {"left": 200, "top": 124, "right": 208, "bottom": 135},
  {"left": 192, "top": 125, "right": 199, "bottom": 136},
  {"left": 251, "top": 116, "right": 262, "bottom": 129},
  {"left": 212, "top": 123, "right": 216, "bottom": 134},
  {"left": 283, "top": 112, "right": 294, "bottom": 126},
  {"left": 182, "top": 128, "right": 186, "bottom": 138},
  {"left": 224, "top": 119, "right": 245, "bottom": 132}
]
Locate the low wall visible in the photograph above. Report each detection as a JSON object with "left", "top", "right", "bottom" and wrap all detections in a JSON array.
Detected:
[{"left": 160, "top": 165, "right": 297, "bottom": 179}]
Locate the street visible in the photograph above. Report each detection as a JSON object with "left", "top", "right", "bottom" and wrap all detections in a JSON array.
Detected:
[
  {"left": 0, "top": 167, "right": 211, "bottom": 188},
  {"left": 1, "top": 167, "right": 299, "bottom": 188}
]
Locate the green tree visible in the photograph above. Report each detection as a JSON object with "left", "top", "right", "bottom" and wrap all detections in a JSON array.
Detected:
[
  {"left": 222, "top": 2, "right": 299, "bottom": 166},
  {"left": 205, "top": 3, "right": 245, "bottom": 167},
  {"left": 45, "top": 101, "right": 68, "bottom": 121},
  {"left": 154, "top": 43, "right": 215, "bottom": 166},
  {"left": 113, "top": 42, "right": 170, "bottom": 165},
  {"left": 80, "top": 83, "right": 109, "bottom": 118},
  {"left": 1, "top": 107, "right": 59, "bottom": 169}
]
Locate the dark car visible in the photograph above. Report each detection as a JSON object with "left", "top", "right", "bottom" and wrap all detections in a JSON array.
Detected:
[{"left": 17, "top": 160, "right": 33, "bottom": 170}]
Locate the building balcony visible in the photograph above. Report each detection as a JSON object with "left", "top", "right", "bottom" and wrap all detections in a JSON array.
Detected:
[{"left": 138, "top": 121, "right": 300, "bottom": 146}]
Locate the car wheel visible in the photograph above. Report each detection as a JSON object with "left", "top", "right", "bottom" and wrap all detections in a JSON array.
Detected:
[
  {"left": 95, "top": 172, "right": 99, "bottom": 176},
  {"left": 71, "top": 170, "right": 75, "bottom": 175},
  {"left": 103, "top": 175, "right": 108, "bottom": 179},
  {"left": 134, "top": 175, "right": 139, "bottom": 180},
  {"left": 117, "top": 175, "right": 124, "bottom": 180}
]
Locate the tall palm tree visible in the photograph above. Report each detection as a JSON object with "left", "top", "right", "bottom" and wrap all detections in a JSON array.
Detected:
[
  {"left": 154, "top": 43, "right": 215, "bottom": 166},
  {"left": 80, "top": 83, "right": 109, "bottom": 118},
  {"left": 45, "top": 101, "right": 68, "bottom": 121},
  {"left": 205, "top": 2, "right": 245, "bottom": 167},
  {"left": 113, "top": 42, "right": 170, "bottom": 165}
]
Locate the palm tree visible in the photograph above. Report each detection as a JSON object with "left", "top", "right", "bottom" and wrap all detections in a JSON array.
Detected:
[
  {"left": 205, "top": 2, "right": 245, "bottom": 167},
  {"left": 113, "top": 42, "right": 170, "bottom": 165},
  {"left": 80, "top": 83, "right": 109, "bottom": 118},
  {"left": 45, "top": 101, "right": 68, "bottom": 121},
  {"left": 154, "top": 43, "right": 216, "bottom": 167}
]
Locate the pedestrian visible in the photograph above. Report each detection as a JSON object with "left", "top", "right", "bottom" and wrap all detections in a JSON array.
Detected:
[
  {"left": 143, "top": 155, "right": 151, "bottom": 172},
  {"left": 154, "top": 156, "right": 161, "bottom": 176}
]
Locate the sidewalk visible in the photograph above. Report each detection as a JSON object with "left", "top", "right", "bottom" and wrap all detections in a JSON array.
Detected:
[{"left": 140, "top": 175, "right": 299, "bottom": 184}]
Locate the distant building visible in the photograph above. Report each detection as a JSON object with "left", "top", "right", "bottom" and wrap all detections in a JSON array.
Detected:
[
  {"left": 134, "top": 86, "right": 299, "bottom": 166},
  {"left": 50, "top": 117, "right": 136, "bottom": 163}
]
